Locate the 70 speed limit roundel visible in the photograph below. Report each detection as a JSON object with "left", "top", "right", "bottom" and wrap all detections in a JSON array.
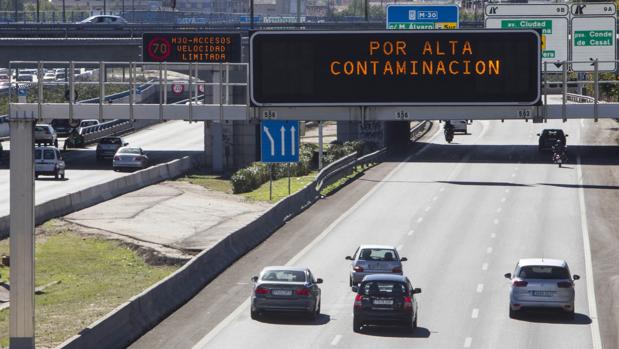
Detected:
[{"left": 146, "top": 37, "right": 172, "bottom": 62}]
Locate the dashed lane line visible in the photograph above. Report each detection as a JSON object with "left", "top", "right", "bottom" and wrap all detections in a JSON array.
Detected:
[
  {"left": 482, "top": 263, "right": 489, "bottom": 271},
  {"left": 486, "top": 247, "right": 493, "bottom": 254},
  {"left": 476, "top": 284, "right": 484, "bottom": 293},
  {"left": 471, "top": 308, "right": 479, "bottom": 319},
  {"left": 330, "top": 335, "right": 342, "bottom": 346},
  {"left": 464, "top": 337, "right": 473, "bottom": 348}
]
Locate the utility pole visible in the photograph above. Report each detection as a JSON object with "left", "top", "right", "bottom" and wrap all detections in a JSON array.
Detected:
[
  {"left": 250, "top": 0, "right": 255, "bottom": 29},
  {"left": 36, "top": 0, "right": 39, "bottom": 22},
  {"left": 62, "top": 0, "right": 66, "bottom": 22},
  {"left": 364, "top": 0, "right": 369, "bottom": 22},
  {"left": 104, "top": 0, "right": 107, "bottom": 14}
]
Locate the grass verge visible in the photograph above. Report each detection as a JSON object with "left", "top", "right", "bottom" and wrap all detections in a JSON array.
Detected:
[
  {"left": 242, "top": 171, "right": 317, "bottom": 203},
  {"left": 0, "top": 229, "right": 176, "bottom": 348},
  {"left": 179, "top": 173, "right": 233, "bottom": 194}
]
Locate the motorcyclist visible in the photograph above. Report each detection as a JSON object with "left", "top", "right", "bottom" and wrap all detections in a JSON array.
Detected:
[
  {"left": 444, "top": 121, "right": 455, "bottom": 143},
  {"left": 552, "top": 139, "right": 567, "bottom": 167}
]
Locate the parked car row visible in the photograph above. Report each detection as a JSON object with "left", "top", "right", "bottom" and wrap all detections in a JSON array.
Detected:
[{"left": 250, "top": 244, "right": 580, "bottom": 334}]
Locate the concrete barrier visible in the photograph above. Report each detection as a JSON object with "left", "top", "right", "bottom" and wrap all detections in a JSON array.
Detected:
[
  {"left": 55, "top": 150, "right": 381, "bottom": 349},
  {"left": 0, "top": 155, "right": 200, "bottom": 239}
]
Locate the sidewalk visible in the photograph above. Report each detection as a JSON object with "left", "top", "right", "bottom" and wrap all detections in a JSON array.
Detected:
[{"left": 63, "top": 181, "right": 272, "bottom": 258}]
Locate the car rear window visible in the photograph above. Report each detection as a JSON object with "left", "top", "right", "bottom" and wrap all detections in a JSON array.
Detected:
[
  {"left": 35, "top": 126, "right": 50, "bottom": 134},
  {"left": 261, "top": 270, "right": 306, "bottom": 282},
  {"left": 518, "top": 266, "right": 570, "bottom": 279},
  {"left": 43, "top": 149, "right": 55, "bottom": 160},
  {"left": 358, "top": 248, "right": 398, "bottom": 262},
  {"left": 360, "top": 281, "right": 407, "bottom": 296},
  {"left": 100, "top": 138, "right": 121, "bottom": 145},
  {"left": 119, "top": 148, "right": 140, "bottom": 154}
]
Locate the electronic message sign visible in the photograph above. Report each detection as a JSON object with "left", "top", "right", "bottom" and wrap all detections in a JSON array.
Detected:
[
  {"left": 250, "top": 31, "right": 540, "bottom": 106},
  {"left": 142, "top": 33, "right": 241, "bottom": 63}
]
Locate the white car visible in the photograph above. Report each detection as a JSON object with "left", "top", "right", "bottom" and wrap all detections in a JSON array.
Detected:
[
  {"left": 77, "top": 15, "right": 128, "bottom": 25},
  {"left": 35, "top": 146, "right": 65, "bottom": 180},
  {"left": 113, "top": 146, "right": 149, "bottom": 171},
  {"left": 76, "top": 119, "right": 100, "bottom": 134},
  {"left": 505, "top": 258, "right": 580, "bottom": 319},
  {"left": 34, "top": 124, "right": 58, "bottom": 148}
]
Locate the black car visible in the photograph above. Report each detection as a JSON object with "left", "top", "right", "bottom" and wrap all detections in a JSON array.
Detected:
[
  {"left": 538, "top": 129, "right": 567, "bottom": 151},
  {"left": 353, "top": 274, "right": 421, "bottom": 333},
  {"left": 51, "top": 119, "right": 77, "bottom": 137},
  {"left": 96, "top": 136, "right": 127, "bottom": 160}
]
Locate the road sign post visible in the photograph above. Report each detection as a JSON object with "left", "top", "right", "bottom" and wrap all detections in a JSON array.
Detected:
[{"left": 387, "top": 4, "right": 459, "bottom": 29}]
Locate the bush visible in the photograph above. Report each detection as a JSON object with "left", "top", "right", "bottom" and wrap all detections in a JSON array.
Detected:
[{"left": 230, "top": 141, "right": 376, "bottom": 194}]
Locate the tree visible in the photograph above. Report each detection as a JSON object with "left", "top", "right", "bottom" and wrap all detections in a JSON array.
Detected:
[{"left": 0, "top": 0, "right": 24, "bottom": 12}]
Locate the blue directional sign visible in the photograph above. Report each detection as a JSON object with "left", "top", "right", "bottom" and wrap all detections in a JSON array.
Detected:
[
  {"left": 387, "top": 4, "right": 459, "bottom": 30},
  {"left": 17, "top": 85, "right": 28, "bottom": 97},
  {"left": 261, "top": 120, "right": 300, "bottom": 163}
]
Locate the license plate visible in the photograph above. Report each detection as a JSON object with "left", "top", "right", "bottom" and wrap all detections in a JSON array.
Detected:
[
  {"left": 368, "top": 263, "right": 382, "bottom": 270},
  {"left": 373, "top": 299, "right": 394, "bottom": 305},
  {"left": 532, "top": 291, "right": 554, "bottom": 297},
  {"left": 271, "top": 289, "right": 292, "bottom": 296}
]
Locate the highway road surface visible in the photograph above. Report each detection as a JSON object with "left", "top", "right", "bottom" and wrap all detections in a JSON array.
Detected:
[
  {"left": 0, "top": 120, "right": 204, "bottom": 218},
  {"left": 132, "top": 118, "right": 611, "bottom": 349}
]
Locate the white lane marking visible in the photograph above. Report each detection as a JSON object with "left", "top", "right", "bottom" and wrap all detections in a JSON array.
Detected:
[
  {"left": 500, "top": 197, "right": 506, "bottom": 203},
  {"left": 425, "top": 206, "right": 431, "bottom": 212},
  {"left": 471, "top": 308, "right": 479, "bottom": 319},
  {"left": 397, "top": 244, "right": 403, "bottom": 251},
  {"left": 505, "top": 189, "right": 510, "bottom": 193},
  {"left": 486, "top": 247, "right": 493, "bottom": 254},
  {"left": 408, "top": 230, "right": 414, "bottom": 236},
  {"left": 439, "top": 187, "right": 445, "bottom": 192},
  {"left": 476, "top": 284, "right": 484, "bottom": 293},
  {"left": 577, "top": 156, "right": 603, "bottom": 349},
  {"left": 236, "top": 282, "right": 248, "bottom": 285},
  {"left": 417, "top": 217, "right": 424, "bottom": 223},
  {"left": 581, "top": 119, "right": 585, "bottom": 127},
  {"left": 330, "top": 334, "right": 342, "bottom": 346},
  {"left": 490, "top": 233, "right": 496, "bottom": 239},
  {"left": 493, "top": 219, "right": 499, "bottom": 225},
  {"left": 496, "top": 207, "right": 502, "bottom": 213},
  {"left": 482, "top": 263, "right": 489, "bottom": 271},
  {"left": 432, "top": 196, "right": 438, "bottom": 201},
  {"left": 464, "top": 337, "right": 473, "bottom": 348},
  {"left": 511, "top": 173, "right": 516, "bottom": 178},
  {"left": 191, "top": 136, "right": 431, "bottom": 349}
]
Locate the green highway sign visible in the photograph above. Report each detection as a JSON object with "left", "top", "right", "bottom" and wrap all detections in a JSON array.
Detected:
[
  {"left": 500, "top": 20, "right": 552, "bottom": 34},
  {"left": 574, "top": 30, "right": 613, "bottom": 46}
]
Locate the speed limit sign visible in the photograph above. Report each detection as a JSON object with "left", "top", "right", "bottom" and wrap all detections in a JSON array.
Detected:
[{"left": 171, "top": 84, "right": 184, "bottom": 95}]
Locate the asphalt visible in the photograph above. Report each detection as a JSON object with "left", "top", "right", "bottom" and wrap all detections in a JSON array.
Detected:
[
  {"left": 130, "top": 118, "right": 616, "bottom": 349},
  {"left": 0, "top": 120, "right": 204, "bottom": 218}
]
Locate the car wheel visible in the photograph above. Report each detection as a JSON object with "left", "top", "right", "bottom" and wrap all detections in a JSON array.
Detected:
[
  {"left": 54, "top": 170, "right": 59, "bottom": 179},
  {"left": 353, "top": 318, "right": 363, "bottom": 333},
  {"left": 565, "top": 309, "right": 575, "bottom": 320},
  {"left": 54, "top": 139, "right": 58, "bottom": 148},
  {"left": 250, "top": 308, "right": 260, "bottom": 320},
  {"left": 509, "top": 306, "right": 519, "bottom": 319},
  {"left": 60, "top": 172, "right": 65, "bottom": 180},
  {"left": 349, "top": 277, "right": 353, "bottom": 287},
  {"left": 412, "top": 313, "right": 418, "bottom": 329},
  {"left": 35, "top": 174, "right": 39, "bottom": 179}
]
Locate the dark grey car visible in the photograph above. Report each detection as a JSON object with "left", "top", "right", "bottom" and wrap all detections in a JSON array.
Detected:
[{"left": 250, "top": 266, "right": 323, "bottom": 320}]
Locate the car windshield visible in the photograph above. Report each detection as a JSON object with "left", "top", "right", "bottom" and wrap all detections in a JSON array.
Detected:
[
  {"left": 43, "top": 149, "right": 55, "bottom": 160},
  {"left": 17, "top": 76, "right": 32, "bottom": 81},
  {"left": 119, "top": 148, "right": 140, "bottom": 154},
  {"left": 52, "top": 119, "right": 70, "bottom": 127},
  {"left": 518, "top": 266, "right": 570, "bottom": 279},
  {"left": 358, "top": 248, "right": 397, "bottom": 261},
  {"left": 35, "top": 126, "right": 50, "bottom": 134},
  {"left": 261, "top": 270, "right": 306, "bottom": 282},
  {"left": 100, "top": 138, "right": 121, "bottom": 145},
  {"left": 360, "top": 281, "right": 407, "bottom": 296}
]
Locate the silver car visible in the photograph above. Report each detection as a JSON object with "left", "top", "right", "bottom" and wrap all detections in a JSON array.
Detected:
[
  {"left": 505, "top": 258, "right": 580, "bottom": 319},
  {"left": 112, "top": 146, "right": 149, "bottom": 171},
  {"left": 346, "top": 245, "right": 407, "bottom": 287},
  {"left": 34, "top": 124, "right": 58, "bottom": 148},
  {"left": 250, "top": 266, "right": 323, "bottom": 320}
]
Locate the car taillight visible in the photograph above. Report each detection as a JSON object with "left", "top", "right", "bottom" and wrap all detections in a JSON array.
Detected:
[
  {"left": 354, "top": 294, "right": 363, "bottom": 308},
  {"left": 557, "top": 281, "right": 573, "bottom": 288},
  {"left": 513, "top": 280, "right": 528, "bottom": 287},
  {"left": 392, "top": 266, "right": 402, "bottom": 273},
  {"left": 295, "top": 288, "right": 311, "bottom": 296},
  {"left": 133, "top": 156, "right": 141, "bottom": 161},
  {"left": 114, "top": 156, "right": 120, "bottom": 161},
  {"left": 255, "top": 287, "right": 269, "bottom": 295},
  {"left": 403, "top": 296, "right": 413, "bottom": 310},
  {"left": 353, "top": 265, "right": 364, "bottom": 272}
]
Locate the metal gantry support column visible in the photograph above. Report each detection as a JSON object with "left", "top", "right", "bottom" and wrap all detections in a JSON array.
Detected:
[
  {"left": 318, "top": 121, "right": 324, "bottom": 170},
  {"left": 593, "top": 59, "right": 599, "bottom": 122},
  {"left": 562, "top": 62, "right": 568, "bottom": 122},
  {"left": 9, "top": 116, "right": 35, "bottom": 349}
]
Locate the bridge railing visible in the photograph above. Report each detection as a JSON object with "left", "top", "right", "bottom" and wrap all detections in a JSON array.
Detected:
[{"left": 8, "top": 60, "right": 249, "bottom": 122}]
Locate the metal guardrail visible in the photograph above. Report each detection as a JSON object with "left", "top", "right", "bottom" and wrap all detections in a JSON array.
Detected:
[{"left": 566, "top": 93, "right": 596, "bottom": 104}]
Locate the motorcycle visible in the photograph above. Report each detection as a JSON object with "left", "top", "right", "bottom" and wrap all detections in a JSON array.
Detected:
[
  {"left": 552, "top": 147, "right": 567, "bottom": 167},
  {"left": 444, "top": 123, "right": 455, "bottom": 143}
]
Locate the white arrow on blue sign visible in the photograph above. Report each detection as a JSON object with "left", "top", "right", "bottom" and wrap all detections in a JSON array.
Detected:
[{"left": 261, "top": 120, "right": 300, "bottom": 163}]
